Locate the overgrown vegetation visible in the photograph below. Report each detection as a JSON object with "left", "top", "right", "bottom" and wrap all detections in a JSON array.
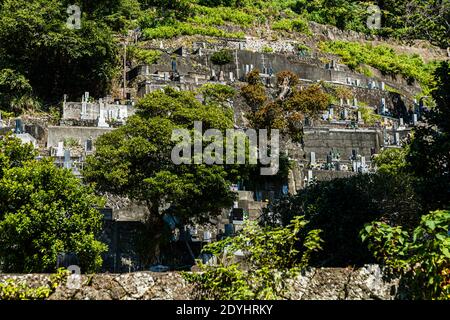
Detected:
[
  {"left": 138, "top": 1, "right": 449, "bottom": 48},
  {"left": 183, "top": 216, "right": 323, "bottom": 300},
  {"left": 361, "top": 210, "right": 450, "bottom": 300},
  {"left": 0, "top": 134, "right": 107, "bottom": 273},
  {"left": 242, "top": 69, "right": 330, "bottom": 142},
  {"left": 128, "top": 46, "right": 162, "bottom": 65},
  {"left": 262, "top": 61, "right": 450, "bottom": 299},
  {"left": 0, "top": 269, "right": 69, "bottom": 300},
  {"left": 320, "top": 41, "right": 438, "bottom": 94}
]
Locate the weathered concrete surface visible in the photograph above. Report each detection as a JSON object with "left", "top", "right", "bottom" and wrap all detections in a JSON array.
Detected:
[{"left": 0, "top": 265, "right": 400, "bottom": 300}]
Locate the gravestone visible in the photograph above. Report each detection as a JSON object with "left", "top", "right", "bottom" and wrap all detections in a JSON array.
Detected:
[
  {"left": 56, "top": 141, "right": 64, "bottom": 157},
  {"left": 171, "top": 60, "right": 177, "bottom": 72},
  {"left": 64, "top": 149, "right": 72, "bottom": 169},
  {"left": 310, "top": 151, "right": 316, "bottom": 165},
  {"left": 81, "top": 95, "right": 87, "bottom": 118},
  {"left": 413, "top": 113, "right": 418, "bottom": 125},
  {"left": 224, "top": 224, "right": 234, "bottom": 236},
  {"left": 232, "top": 208, "right": 244, "bottom": 224},
  {"left": 219, "top": 70, "right": 224, "bottom": 82},
  {"left": 203, "top": 231, "right": 212, "bottom": 242},
  {"left": 229, "top": 72, "right": 234, "bottom": 82},
  {"left": 395, "top": 132, "right": 400, "bottom": 146},
  {"left": 399, "top": 118, "right": 404, "bottom": 126},
  {"left": 358, "top": 111, "right": 363, "bottom": 123},
  {"left": 352, "top": 161, "right": 358, "bottom": 172},
  {"left": 98, "top": 110, "right": 109, "bottom": 128},
  {"left": 85, "top": 138, "right": 93, "bottom": 152},
  {"left": 15, "top": 119, "right": 23, "bottom": 134},
  {"left": 343, "top": 108, "right": 348, "bottom": 119},
  {"left": 307, "top": 170, "right": 313, "bottom": 184},
  {"left": 380, "top": 98, "right": 386, "bottom": 114}
]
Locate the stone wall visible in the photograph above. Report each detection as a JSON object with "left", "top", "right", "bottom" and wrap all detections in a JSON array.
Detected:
[
  {"left": 47, "top": 126, "right": 113, "bottom": 148},
  {"left": 301, "top": 128, "right": 383, "bottom": 161},
  {"left": 0, "top": 265, "right": 402, "bottom": 300}
]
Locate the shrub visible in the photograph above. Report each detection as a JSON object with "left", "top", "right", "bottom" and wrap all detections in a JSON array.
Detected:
[
  {"left": 210, "top": 49, "right": 233, "bottom": 66},
  {"left": 183, "top": 216, "right": 323, "bottom": 300},
  {"left": 320, "top": 41, "right": 437, "bottom": 93},
  {"left": 361, "top": 210, "right": 450, "bottom": 300}
]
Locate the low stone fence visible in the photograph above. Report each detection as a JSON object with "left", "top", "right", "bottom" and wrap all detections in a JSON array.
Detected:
[{"left": 0, "top": 265, "right": 400, "bottom": 300}]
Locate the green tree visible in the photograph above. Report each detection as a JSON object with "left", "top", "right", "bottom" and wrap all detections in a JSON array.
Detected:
[
  {"left": 183, "top": 216, "right": 323, "bottom": 300},
  {"left": 361, "top": 210, "right": 450, "bottom": 300},
  {"left": 83, "top": 87, "right": 241, "bottom": 263},
  {"left": 210, "top": 49, "right": 233, "bottom": 71},
  {"left": 0, "top": 133, "right": 37, "bottom": 177},
  {"left": 0, "top": 69, "right": 36, "bottom": 114},
  {"left": 407, "top": 61, "right": 450, "bottom": 211},
  {"left": 0, "top": 0, "right": 118, "bottom": 106},
  {"left": 263, "top": 172, "right": 422, "bottom": 266},
  {"left": 373, "top": 147, "right": 407, "bottom": 175},
  {"left": 0, "top": 135, "right": 107, "bottom": 273}
]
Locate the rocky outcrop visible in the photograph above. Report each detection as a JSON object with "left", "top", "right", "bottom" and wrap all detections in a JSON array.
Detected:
[{"left": 0, "top": 265, "right": 401, "bottom": 300}]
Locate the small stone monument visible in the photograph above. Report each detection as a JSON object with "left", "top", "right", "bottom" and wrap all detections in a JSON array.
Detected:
[
  {"left": 98, "top": 110, "right": 109, "bottom": 128},
  {"left": 310, "top": 152, "right": 316, "bottom": 166},
  {"left": 357, "top": 111, "right": 363, "bottom": 123},
  {"left": 56, "top": 141, "right": 64, "bottom": 158},
  {"left": 229, "top": 72, "right": 234, "bottom": 82}
]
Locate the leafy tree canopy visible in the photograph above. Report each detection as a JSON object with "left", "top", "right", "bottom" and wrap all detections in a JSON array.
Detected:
[
  {"left": 0, "top": 0, "right": 119, "bottom": 109},
  {"left": 0, "top": 134, "right": 107, "bottom": 273}
]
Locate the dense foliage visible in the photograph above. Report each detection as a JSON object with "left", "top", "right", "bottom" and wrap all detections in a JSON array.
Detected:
[
  {"left": 320, "top": 41, "right": 438, "bottom": 94},
  {"left": 407, "top": 61, "right": 450, "bottom": 211},
  {"left": 0, "top": 135, "right": 107, "bottom": 273},
  {"left": 138, "top": 1, "right": 449, "bottom": 48},
  {"left": 0, "top": 0, "right": 119, "bottom": 111},
  {"left": 361, "top": 210, "right": 450, "bottom": 300},
  {"left": 183, "top": 216, "right": 323, "bottom": 299},
  {"left": 263, "top": 171, "right": 422, "bottom": 267},
  {"left": 242, "top": 70, "right": 330, "bottom": 142},
  {"left": 83, "top": 86, "right": 247, "bottom": 262}
]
